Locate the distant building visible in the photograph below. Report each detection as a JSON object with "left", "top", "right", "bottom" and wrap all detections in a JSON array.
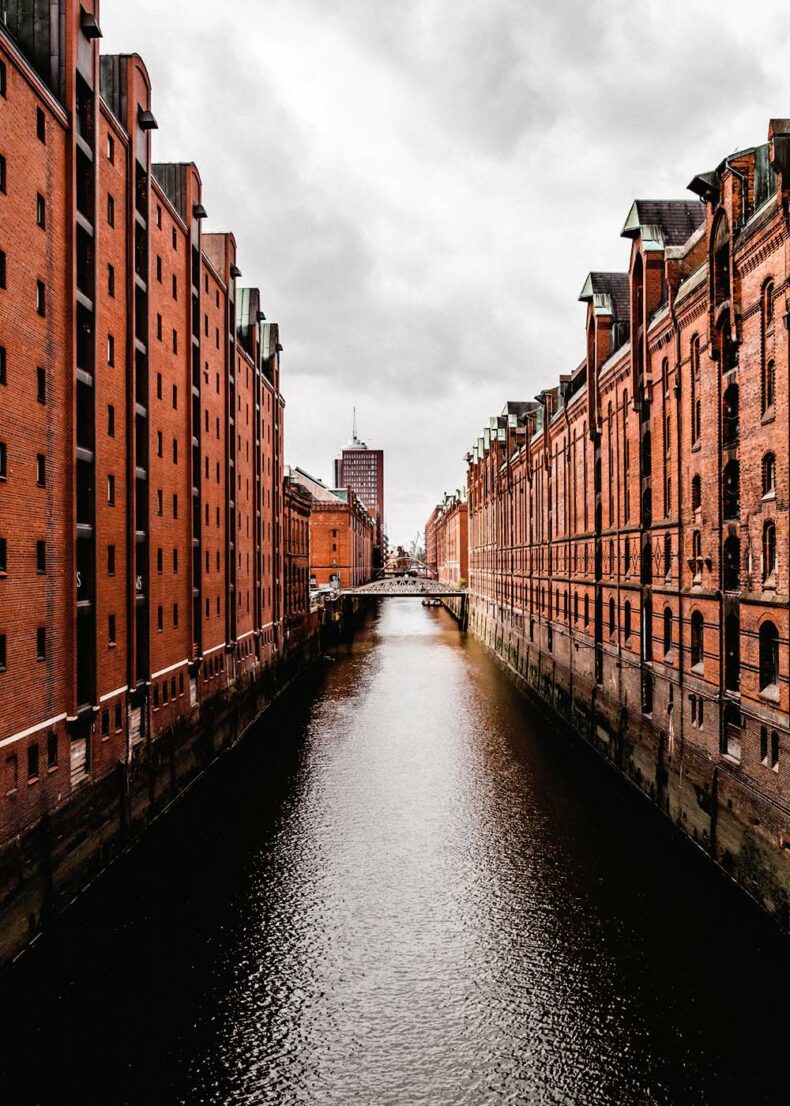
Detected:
[
  {"left": 333, "top": 418, "right": 385, "bottom": 565},
  {"left": 434, "top": 493, "right": 468, "bottom": 587},
  {"left": 292, "top": 468, "right": 375, "bottom": 589},
  {"left": 424, "top": 506, "right": 440, "bottom": 578}
]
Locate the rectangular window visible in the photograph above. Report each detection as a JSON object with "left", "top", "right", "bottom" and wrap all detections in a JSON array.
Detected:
[
  {"left": 0, "top": 154, "right": 6, "bottom": 193},
  {"left": 37, "top": 366, "right": 46, "bottom": 402},
  {"left": 107, "top": 193, "right": 115, "bottom": 226},
  {"left": 36, "top": 280, "right": 46, "bottom": 316},
  {"left": 156, "top": 204, "right": 162, "bottom": 228},
  {"left": 162, "top": 680, "right": 168, "bottom": 705},
  {"left": 36, "top": 193, "right": 45, "bottom": 229},
  {"left": 172, "top": 438, "right": 178, "bottom": 463},
  {"left": 36, "top": 540, "right": 46, "bottom": 574},
  {"left": 172, "top": 274, "right": 177, "bottom": 300},
  {"left": 157, "top": 605, "right": 163, "bottom": 632},
  {"left": 172, "top": 227, "right": 177, "bottom": 249},
  {"left": 0, "top": 634, "right": 6, "bottom": 671},
  {"left": 107, "top": 134, "right": 115, "bottom": 163},
  {"left": 0, "top": 537, "right": 6, "bottom": 572},
  {"left": 107, "top": 404, "right": 115, "bottom": 437},
  {"left": 172, "top": 493, "right": 178, "bottom": 519},
  {"left": 0, "top": 346, "right": 5, "bottom": 385},
  {"left": 156, "top": 430, "right": 163, "bottom": 457},
  {"left": 101, "top": 710, "right": 109, "bottom": 737},
  {"left": 173, "top": 548, "right": 178, "bottom": 573},
  {"left": 108, "top": 613, "right": 116, "bottom": 645},
  {"left": 153, "top": 684, "right": 159, "bottom": 708},
  {"left": 107, "top": 544, "right": 116, "bottom": 576},
  {"left": 36, "top": 454, "right": 45, "bottom": 486},
  {"left": 172, "top": 384, "right": 177, "bottom": 409},
  {"left": 107, "top": 334, "right": 115, "bottom": 366},
  {"left": 157, "top": 547, "right": 163, "bottom": 574},
  {"left": 156, "top": 372, "right": 162, "bottom": 399},
  {"left": 36, "top": 107, "right": 46, "bottom": 143},
  {"left": 173, "top": 603, "right": 179, "bottom": 628},
  {"left": 107, "top": 473, "right": 115, "bottom": 505},
  {"left": 771, "top": 731, "right": 780, "bottom": 772},
  {"left": 36, "top": 626, "right": 46, "bottom": 661},
  {"left": 156, "top": 255, "right": 162, "bottom": 282},
  {"left": 156, "top": 314, "right": 162, "bottom": 341},
  {"left": 0, "top": 60, "right": 6, "bottom": 98},
  {"left": 157, "top": 489, "right": 163, "bottom": 516},
  {"left": 47, "top": 730, "right": 58, "bottom": 768},
  {"left": 172, "top": 329, "right": 178, "bottom": 354},
  {"left": 0, "top": 250, "right": 5, "bottom": 288},
  {"left": 27, "top": 743, "right": 39, "bottom": 781},
  {"left": 108, "top": 263, "right": 115, "bottom": 297},
  {"left": 0, "top": 441, "right": 7, "bottom": 479},
  {"left": 114, "top": 703, "right": 122, "bottom": 731}
]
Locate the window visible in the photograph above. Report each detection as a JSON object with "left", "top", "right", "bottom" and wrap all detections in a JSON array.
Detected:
[
  {"left": 107, "top": 404, "right": 115, "bottom": 437},
  {"left": 763, "top": 359, "right": 776, "bottom": 415},
  {"left": 763, "top": 453, "right": 776, "bottom": 498},
  {"left": 172, "top": 384, "right": 177, "bottom": 409},
  {"left": 153, "top": 685, "right": 159, "bottom": 708},
  {"left": 36, "top": 454, "right": 45, "bottom": 487},
  {"left": 173, "top": 548, "right": 178, "bottom": 573},
  {"left": 624, "top": 601, "right": 632, "bottom": 642},
  {"left": 609, "top": 597, "right": 616, "bottom": 638},
  {"left": 156, "top": 255, "right": 162, "bottom": 283},
  {"left": 47, "top": 731, "right": 58, "bottom": 768},
  {"left": 156, "top": 372, "right": 163, "bottom": 399},
  {"left": 723, "top": 383, "right": 738, "bottom": 446},
  {"left": 0, "top": 153, "right": 5, "bottom": 193},
  {"left": 0, "top": 441, "right": 6, "bottom": 479},
  {"left": 36, "top": 280, "right": 46, "bottom": 316},
  {"left": 759, "top": 621, "right": 779, "bottom": 695},
  {"left": 156, "top": 430, "right": 163, "bottom": 457},
  {"left": 723, "top": 459, "right": 739, "bottom": 520},
  {"left": 108, "top": 613, "right": 116, "bottom": 645},
  {"left": 0, "top": 634, "right": 5, "bottom": 671},
  {"left": 172, "top": 227, "right": 177, "bottom": 249},
  {"left": 107, "top": 193, "right": 115, "bottom": 226},
  {"left": 0, "top": 346, "right": 5, "bottom": 386},
  {"left": 690, "top": 336, "right": 701, "bottom": 445},
  {"left": 108, "top": 263, "right": 115, "bottom": 297},
  {"left": 162, "top": 681, "right": 168, "bottom": 705},
  {"left": 156, "top": 205, "right": 162, "bottom": 228},
  {"left": 172, "top": 274, "right": 177, "bottom": 300},
  {"left": 691, "top": 530, "right": 702, "bottom": 582},
  {"left": 101, "top": 710, "right": 110, "bottom": 737},
  {"left": 723, "top": 535, "right": 740, "bottom": 592},
  {"left": 172, "top": 438, "right": 178, "bottom": 463},
  {"left": 0, "top": 537, "right": 6, "bottom": 573},
  {"left": 172, "top": 329, "right": 178, "bottom": 354},
  {"left": 690, "top": 611, "right": 704, "bottom": 672},
  {"left": 114, "top": 703, "right": 122, "bottom": 732},
  {"left": 27, "top": 743, "right": 39, "bottom": 781},
  {"left": 771, "top": 731, "right": 780, "bottom": 773},
  {"left": 764, "top": 279, "right": 775, "bottom": 328},
  {"left": 157, "top": 547, "right": 163, "bottom": 574},
  {"left": 173, "top": 603, "right": 179, "bottom": 628},
  {"left": 107, "top": 333, "right": 115, "bottom": 366},
  {"left": 0, "top": 249, "right": 6, "bottom": 288},
  {"left": 36, "top": 107, "right": 46, "bottom": 143},
  {"left": 691, "top": 474, "right": 701, "bottom": 511},
  {"left": 0, "top": 60, "right": 6, "bottom": 98},
  {"left": 157, "top": 489, "right": 163, "bottom": 516},
  {"left": 172, "top": 493, "right": 178, "bottom": 519},
  {"left": 156, "top": 314, "right": 162, "bottom": 341},
  {"left": 107, "top": 474, "right": 115, "bottom": 505},
  {"left": 107, "top": 544, "right": 116, "bottom": 576},
  {"left": 107, "top": 134, "right": 115, "bottom": 163},
  {"left": 663, "top": 607, "right": 673, "bottom": 657},
  {"left": 764, "top": 521, "right": 777, "bottom": 584},
  {"left": 36, "top": 192, "right": 46, "bottom": 229},
  {"left": 36, "top": 626, "right": 46, "bottom": 661},
  {"left": 36, "top": 540, "right": 46, "bottom": 574},
  {"left": 157, "top": 605, "right": 163, "bottom": 632}
]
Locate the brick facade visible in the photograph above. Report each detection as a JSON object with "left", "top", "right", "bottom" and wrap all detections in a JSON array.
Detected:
[
  {"left": 0, "top": 2, "right": 309, "bottom": 846},
  {"left": 462, "top": 120, "right": 790, "bottom": 925}
]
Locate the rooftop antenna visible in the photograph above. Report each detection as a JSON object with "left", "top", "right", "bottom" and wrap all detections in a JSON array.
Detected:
[{"left": 352, "top": 405, "right": 357, "bottom": 442}]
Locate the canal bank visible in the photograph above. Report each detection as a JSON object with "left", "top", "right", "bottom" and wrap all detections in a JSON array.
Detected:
[
  {"left": 468, "top": 599, "right": 790, "bottom": 932},
  {"left": 0, "top": 600, "right": 367, "bottom": 968},
  {"left": 1, "top": 598, "right": 789, "bottom": 1106}
]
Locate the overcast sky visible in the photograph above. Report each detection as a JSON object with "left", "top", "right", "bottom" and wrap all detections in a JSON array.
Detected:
[{"left": 102, "top": 0, "right": 790, "bottom": 544}]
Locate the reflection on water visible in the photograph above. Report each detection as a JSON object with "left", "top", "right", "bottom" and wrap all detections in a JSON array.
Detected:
[{"left": 1, "top": 599, "right": 789, "bottom": 1105}]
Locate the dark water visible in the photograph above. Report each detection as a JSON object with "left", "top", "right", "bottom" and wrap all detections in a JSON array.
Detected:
[{"left": 1, "top": 600, "right": 789, "bottom": 1105}]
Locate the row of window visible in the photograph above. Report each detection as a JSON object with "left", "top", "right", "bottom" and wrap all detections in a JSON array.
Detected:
[
  {"left": 0, "top": 538, "right": 48, "bottom": 574},
  {"left": 4, "top": 731, "right": 59, "bottom": 795},
  {"left": 0, "top": 627, "right": 48, "bottom": 670}
]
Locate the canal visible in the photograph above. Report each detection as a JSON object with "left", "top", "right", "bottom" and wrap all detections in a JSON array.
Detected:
[{"left": 1, "top": 599, "right": 789, "bottom": 1105}]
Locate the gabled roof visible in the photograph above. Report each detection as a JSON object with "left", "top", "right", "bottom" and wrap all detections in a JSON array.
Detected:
[
  {"left": 291, "top": 466, "right": 345, "bottom": 504},
  {"left": 578, "top": 272, "right": 630, "bottom": 322},
  {"left": 620, "top": 200, "right": 705, "bottom": 248}
]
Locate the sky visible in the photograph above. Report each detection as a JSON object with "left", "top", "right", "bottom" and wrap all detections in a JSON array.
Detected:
[{"left": 102, "top": 0, "right": 790, "bottom": 546}]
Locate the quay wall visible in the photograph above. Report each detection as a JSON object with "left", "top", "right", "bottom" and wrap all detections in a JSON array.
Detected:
[{"left": 469, "top": 601, "right": 790, "bottom": 929}]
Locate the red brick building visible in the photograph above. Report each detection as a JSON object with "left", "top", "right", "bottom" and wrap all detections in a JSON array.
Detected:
[
  {"left": 293, "top": 467, "right": 374, "bottom": 589},
  {"left": 463, "top": 120, "right": 790, "bottom": 925},
  {"left": 333, "top": 427, "right": 385, "bottom": 566},
  {"left": 0, "top": 1, "right": 305, "bottom": 846},
  {"left": 433, "top": 492, "right": 468, "bottom": 588},
  {"left": 283, "top": 470, "right": 312, "bottom": 636},
  {"left": 424, "top": 506, "right": 440, "bottom": 579}
]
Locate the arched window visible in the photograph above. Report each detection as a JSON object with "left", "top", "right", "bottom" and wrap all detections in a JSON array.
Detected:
[
  {"left": 763, "top": 521, "right": 777, "bottom": 584},
  {"left": 759, "top": 621, "right": 779, "bottom": 694},
  {"left": 691, "top": 474, "right": 701, "bottom": 511},
  {"left": 763, "top": 453, "right": 776, "bottom": 497},
  {"left": 723, "top": 535, "right": 740, "bottom": 592},
  {"left": 692, "top": 530, "right": 703, "bottom": 582},
  {"left": 691, "top": 610, "right": 704, "bottom": 671},
  {"left": 723, "top": 383, "right": 739, "bottom": 447},
  {"left": 690, "top": 336, "right": 701, "bottom": 444},
  {"left": 624, "top": 601, "right": 632, "bottom": 641},
  {"left": 663, "top": 606, "right": 673, "bottom": 657},
  {"left": 763, "top": 358, "right": 776, "bottom": 414},
  {"left": 609, "top": 597, "right": 616, "bottom": 638},
  {"left": 723, "top": 460, "right": 739, "bottom": 520},
  {"left": 764, "top": 279, "right": 775, "bottom": 329}
]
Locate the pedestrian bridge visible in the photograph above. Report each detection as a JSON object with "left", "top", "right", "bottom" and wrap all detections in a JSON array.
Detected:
[{"left": 344, "top": 578, "right": 467, "bottom": 598}]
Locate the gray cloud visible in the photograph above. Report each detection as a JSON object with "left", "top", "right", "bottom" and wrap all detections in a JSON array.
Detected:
[{"left": 102, "top": 0, "right": 790, "bottom": 541}]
